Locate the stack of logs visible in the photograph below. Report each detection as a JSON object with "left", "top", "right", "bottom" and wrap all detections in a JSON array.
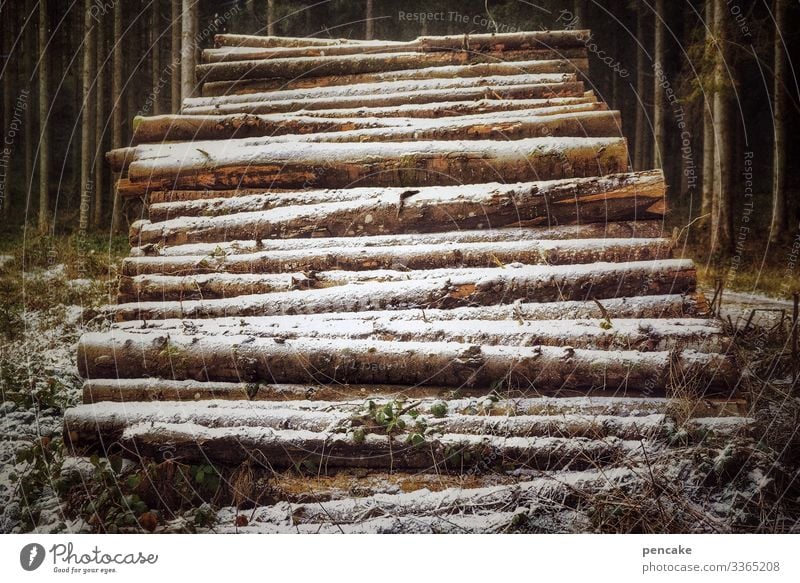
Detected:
[{"left": 64, "top": 31, "right": 744, "bottom": 532}]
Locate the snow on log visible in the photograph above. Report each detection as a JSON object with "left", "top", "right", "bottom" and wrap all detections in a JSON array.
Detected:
[
  {"left": 202, "top": 31, "right": 590, "bottom": 62},
  {"left": 64, "top": 400, "right": 667, "bottom": 445},
  {"left": 120, "top": 238, "right": 673, "bottom": 281},
  {"left": 130, "top": 104, "right": 606, "bottom": 149},
  {"left": 194, "top": 50, "right": 589, "bottom": 83},
  {"left": 180, "top": 82, "right": 587, "bottom": 115},
  {"left": 132, "top": 223, "right": 667, "bottom": 257},
  {"left": 130, "top": 170, "right": 659, "bottom": 246},
  {"left": 109, "top": 259, "right": 698, "bottom": 321},
  {"left": 109, "top": 314, "right": 725, "bottom": 352},
  {"left": 87, "top": 421, "right": 633, "bottom": 471},
  {"left": 200, "top": 59, "right": 589, "bottom": 96},
  {"left": 77, "top": 331, "right": 735, "bottom": 392}
]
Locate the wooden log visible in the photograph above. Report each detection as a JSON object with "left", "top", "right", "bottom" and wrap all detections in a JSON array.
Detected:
[
  {"left": 73, "top": 420, "right": 632, "bottom": 471},
  {"left": 187, "top": 72, "right": 576, "bottom": 108},
  {"left": 200, "top": 59, "right": 590, "bottom": 96},
  {"left": 77, "top": 331, "right": 735, "bottom": 392},
  {"left": 121, "top": 237, "right": 673, "bottom": 278},
  {"left": 126, "top": 136, "right": 628, "bottom": 193},
  {"left": 118, "top": 107, "right": 617, "bottom": 171},
  {"left": 109, "top": 314, "right": 725, "bottom": 352},
  {"left": 145, "top": 188, "right": 280, "bottom": 204},
  {"left": 181, "top": 82, "right": 587, "bottom": 115},
  {"left": 130, "top": 170, "right": 660, "bottom": 246},
  {"left": 194, "top": 49, "right": 589, "bottom": 83},
  {"left": 110, "top": 259, "right": 698, "bottom": 321},
  {"left": 202, "top": 31, "right": 589, "bottom": 62},
  {"left": 132, "top": 222, "right": 667, "bottom": 256},
  {"left": 78, "top": 379, "right": 672, "bottom": 413},
  {"left": 213, "top": 34, "right": 386, "bottom": 49},
  {"left": 273, "top": 96, "right": 601, "bottom": 119},
  {"left": 64, "top": 400, "right": 667, "bottom": 443}
]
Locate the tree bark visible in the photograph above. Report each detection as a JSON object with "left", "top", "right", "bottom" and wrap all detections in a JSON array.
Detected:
[
  {"left": 769, "top": 0, "right": 787, "bottom": 243},
  {"left": 199, "top": 58, "right": 589, "bottom": 96},
  {"left": 213, "top": 34, "right": 373, "bottom": 49},
  {"left": 79, "top": 0, "right": 96, "bottom": 232},
  {"left": 652, "top": 0, "right": 667, "bottom": 174},
  {"left": 634, "top": 5, "right": 648, "bottom": 171},
  {"left": 701, "top": 0, "right": 715, "bottom": 225},
  {"left": 111, "top": 259, "right": 697, "bottom": 321},
  {"left": 365, "top": 0, "right": 374, "bottom": 40},
  {"left": 150, "top": 0, "right": 162, "bottom": 116},
  {"left": 171, "top": 0, "right": 181, "bottom": 111},
  {"left": 126, "top": 136, "right": 629, "bottom": 200},
  {"left": 180, "top": 0, "right": 198, "bottom": 100},
  {"left": 93, "top": 10, "right": 105, "bottom": 228},
  {"left": 111, "top": 0, "right": 124, "bottom": 233},
  {"left": 711, "top": 0, "right": 733, "bottom": 255},
  {"left": 23, "top": 0, "right": 35, "bottom": 213},
  {"left": 266, "top": 0, "right": 276, "bottom": 35},
  {"left": 37, "top": 0, "right": 48, "bottom": 233},
  {"left": 195, "top": 49, "right": 588, "bottom": 83},
  {"left": 2, "top": 7, "right": 13, "bottom": 218}
]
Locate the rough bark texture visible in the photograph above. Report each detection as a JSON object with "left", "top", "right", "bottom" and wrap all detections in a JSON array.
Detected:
[
  {"left": 769, "top": 0, "right": 787, "bottom": 242},
  {"left": 180, "top": 0, "right": 198, "bottom": 100},
  {"left": 37, "top": 0, "right": 49, "bottom": 233}
]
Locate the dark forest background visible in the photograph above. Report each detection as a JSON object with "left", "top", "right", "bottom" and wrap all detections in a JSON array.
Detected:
[{"left": 1, "top": 0, "right": 798, "bottom": 266}]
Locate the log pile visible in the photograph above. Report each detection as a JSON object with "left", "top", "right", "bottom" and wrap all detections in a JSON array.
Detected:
[{"left": 65, "top": 30, "right": 745, "bottom": 532}]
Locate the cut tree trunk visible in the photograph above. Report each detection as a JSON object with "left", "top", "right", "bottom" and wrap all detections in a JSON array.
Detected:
[
  {"left": 126, "top": 136, "right": 628, "bottom": 192},
  {"left": 110, "top": 259, "right": 697, "bottom": 321},
  {"left": 128, "top": 103, "right": 604, "bottom": 145},
  {"left": 180, "top": 82, "right": 587, "bottom": 115},
  {"left": 130, "top": 170, "right": 661, "bottom": 246},
  {"left": 131, "top": 222, "right": 667, "bottom": 256},
  {"left": 213, "top": 34, "right": 378, "bottom": 49},
  {"left": 121, "top": 237, "right": 672, "bottom": 279},
  {"left": 77, "top": 331, "right": 734, "bottom": 392},
  {"left": 195, "top": 49, "right": 588, "bottom": 83},
  {"left": 200, "top": 59, "right": 589, "bottom": 96}
]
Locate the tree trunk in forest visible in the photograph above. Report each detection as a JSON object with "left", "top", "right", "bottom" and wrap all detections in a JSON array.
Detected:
[
  {"left": 701, "top": 0, "right": 715, "bottom": 226},
  {"left": 93, "top": 11, "right": 105, "bottom": 228},
  {"left": 2, "top": 8, "right": 13, "bottom": 218},
  {"left": 110, "top": 1, "right": 123, "bottom": 233},
  {"left": 365, "top": 0, "right": 374, "bottom": 40},
  {"left": 653, "top": 0, "right": 667, "bottom": 175},
  {"left": 266, "top": 0, "right": 276, "bottom": 35},
  {"left": 151, "top": 0, "right": 162, "bottom": 116},
  {"left": 573, "top": 0, "right": 586, "bottom": 27},
  {"left": 769, "top": 0, "right": 787, "bottom": 243},
  {"left": 171, "top": 0, "right": 181, "bottom": 111},
  {"left": 37, "top": 0, "right": 48, "bottom": 233},
  {"left": 634, "top": 6, "right": 647, "bottom": 171},
  {"left": 23, "top": 0, "right": 34, "bottom": 213},
  {"left": 181, "top": 0, "right": 198, "bottom": 100},
  {"left": 80, "top": 0, "right": 95, "bottom": 233},
  {"left": 711, "top": 0, "right": 733, "bottom": 255}
]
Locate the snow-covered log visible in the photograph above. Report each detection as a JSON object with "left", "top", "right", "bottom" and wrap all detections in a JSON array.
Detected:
[{"left": 130, "top": 170, "right": 659, "bottom": 246}]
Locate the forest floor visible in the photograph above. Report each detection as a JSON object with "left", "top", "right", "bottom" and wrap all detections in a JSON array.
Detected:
[{"left": 0, "top": 231, "right": 799, "bottom": 533}]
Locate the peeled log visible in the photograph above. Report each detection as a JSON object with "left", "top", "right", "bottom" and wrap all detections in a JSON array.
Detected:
[
  {"left": 213, "top": 34, "right": 377, "bottom": 48},
  {"left": 77, "top": 331, "right": 735, "bottom": 392},
  {"left": 195, "top": 50, "right": 589, "bottom": 83},
  {"left": 181, "top": 82, "right": 586, "bottom": 116},
  {"left": 131, "top": 170, "right": 660, "bottom": 246},
  {"left": 110, "top": 260, "right": 697, "bottom": 321},
  {"left": 200, "top": 59, "right": 589, "bottom": 96},
  {"left": 126, "top": 137, "right": 629, "bottom": 194},
  {"left": 121, "top": 238, "right": 673, "bottom": 278},
  {"left": 130, "top": 103, "right": 605, "bottom": 148}
]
